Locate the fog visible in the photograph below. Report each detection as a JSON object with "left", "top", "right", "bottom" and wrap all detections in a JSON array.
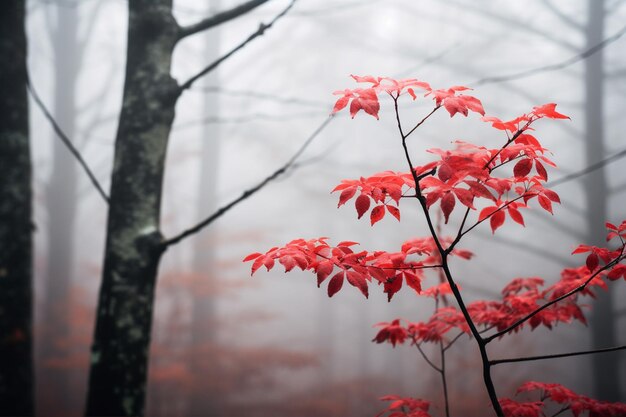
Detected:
[{"left": 22, "top": 0, "right": 626, "bottom": 415}]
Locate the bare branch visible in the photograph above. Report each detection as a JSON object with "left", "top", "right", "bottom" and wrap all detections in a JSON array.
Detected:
[
  {"left": 162, "top": 115, "right": 332, "bottom": 248},
  {"left": 473, "top": 23, "right": 626, "bottom": 85},
  {"left": 547, "top": 147, "right": 626, "bottom": 187},
  {"left": 445, "top": 0, "right": 579, "bottom": 52},
  {"left": 490, "top": 344, "right": 626, "bottom": 365},
  {"left": 178, "top": 0, "right": 296, "bottom": 92},
  {"left": 177, "top": 0, "right": 269, "bottom": 41},
  {"left": 26, "top": 74, "right": 109, "bottom": 203}
]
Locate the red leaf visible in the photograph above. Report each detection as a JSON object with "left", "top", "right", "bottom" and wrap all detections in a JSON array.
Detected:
[
  {"left": 349, "top": 88, "right": 380, "bottom": 119},
  {"left": 355, "top": 194, "right": 371, "bottom": 218},
  {"left": 337, "top": 241, "right": 359, "bottom": 247},
  {"left": 537, "top": 195, "right": 553, "bottom": 214},
  {"left": 513, "top": 159, "right": 532, "bottom": 178},
  {"left": 535, "top": 160, "right": 548, "bottom": 181},
  {"left": 370, "top": 205, "right": 386, "bottom": 225},
  {"left": 532, "top": 103, "right": 570, "bottom": 119},
  {"left": 490, "top": 210, "right": 506, "bottom": 233},
  {"left": 386, "top": 205, "right": 401, "bottom": 221},
  {"left": 346, "top": 270, "right": 369, "bottom": 298},
  {"left": 384, "top": 275, "right": 403, "bottom": 302},
  {"left": 440, "top": 192, "right": 456, "bottom": 224},
  {"left": 316, "top": 261, "right": 334, "bottom": 287},
  {"left": 507, "top": 207, "right": 525, "bottom": 226},
  {"left": 338, "top": 187, "right": 356, "bottom": 207},
  {"left": 479, "top": 206, "right": 498, "bottom": 222},
  {"left": 403, "top": 271, "right": 421, "bottom": 294},
  {"left": 332, "top": 96, "right": 350, "bottom": 113},
  {"left": 453, "top": 187, "right": 475, "bottom": 209},
  {"left": 543, "top": 189, "right": 560, "bottom": 203},
  {"left": 243, "top": 253, "right": 262, "bottom": 262},
  {"left": 586, "top": 253, "right": 599, "bottom": 272},
  {"left": 279, "top": 256, "right": 296, "bottom": 272},
  {"left": 327, "top": 271, "right": 345, "bottom": 297}
]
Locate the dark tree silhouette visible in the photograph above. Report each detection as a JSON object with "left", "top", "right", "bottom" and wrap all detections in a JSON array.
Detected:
[{"left": 0, "top": 1, "right": 33, "bottom": 415}]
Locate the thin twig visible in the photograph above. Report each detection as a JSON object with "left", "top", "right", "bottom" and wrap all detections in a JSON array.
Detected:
[
  {"left": 162, "top": 115, "right": 332, "bottom": 247},
  {"left": 410, "top": 337, "right": 441, "bottom": 373},
  {"left": 26, "top": 73, "right": 109, "bottom": 203},
  {"left": 547, "top": 147, "right": 626, "bottom": 188},
  {"left": 178, "top": 0, "right": 296, "bottom": 92},
  {"left": 490, "top": 344, "right": 626, "bottom": 365},
  {"left": 473, "top": 23, "right": 626, "bottom": 85},
  {"left": 177, "top": 0, "right": 270, "bottom": 40}
]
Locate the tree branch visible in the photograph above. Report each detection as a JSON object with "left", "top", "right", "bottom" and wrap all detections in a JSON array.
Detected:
[
  {"left": 473, "top": 23, "right": 626, "bottom": 85},
  {"left": 547, "top": 147, "right": 626, "bottom": 188},
  {"left": 178, "top": 0, "right": 296, "bottom": 92},
  {"left": 26, "top": 73, "right": 109, "bottom": 203},
  {"left": 177, "top": 0, "right": 270, "bottom": 41},
  {"left": 485, "top": 251, "right": 625, "bottom": 343},
  {"left": 162, "top": 115, "right": 332, "bottom": 248},
  {"left": 490, "top": 344, "right": 626, "bottom": 365}
]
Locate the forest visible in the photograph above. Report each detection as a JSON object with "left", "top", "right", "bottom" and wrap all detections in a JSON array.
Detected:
[{"left": 1, "top": 1, "right": 625, "bottom": 416}]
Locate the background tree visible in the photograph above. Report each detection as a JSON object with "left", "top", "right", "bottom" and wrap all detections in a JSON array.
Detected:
[
  {"left": 0, "top": 1, "right": 33, "bottom": 415},
  {"left": 85, "top": 1, "right": 295, "bottom": 415}
]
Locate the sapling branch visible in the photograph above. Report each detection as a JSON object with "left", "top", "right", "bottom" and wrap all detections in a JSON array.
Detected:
[
  {"left": 392, "top": 101, "right": 504, "bottom": 416},
  {"left": 490, "top": 344, "right": 626, "bottom": 365},
  {"left": 484, "top": 121, "right": 533, "bottom": 172},
  {"left": 458, "top": 194, "right": 528, "bottom": 240},
  {"left": 411, "top": 337, "right": 441, "bottom": 373},
  {"left": 435, "top": 297, "right": 451, "bottom": 417},
  {"left": 485, "top": 249, "right": 626, "bottom": 343}
]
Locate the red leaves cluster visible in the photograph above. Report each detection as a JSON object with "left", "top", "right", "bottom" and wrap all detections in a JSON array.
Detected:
[
  {"left": 332, "top": 75, "right": 484, "bottom": 119},
  {"left": 372, "top": 268, "right": 609, "bottom": 348},
  {"left": 572, "top": 222, "right": 626, "bottom": 279},
  {"left": 500, "top": 381, "right": 626, "bottom": 417},
  {"left": 245, "top": 236, "right": 471, "bottom": 301},
  {"left": 332, "top": 170, "right": 417, "bottom": 225},
  {"left": 376, "top": 395, "right": 431, "bottom": 417}
]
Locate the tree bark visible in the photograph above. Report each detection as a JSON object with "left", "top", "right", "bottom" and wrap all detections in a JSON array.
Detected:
[
  {"left": 85, "top": 1, "right": 179, "bottom": 415},
  {"left": 584, "top": 0, "right": 621, "bottom": 402},
  {"left": 0, "top": 1, "right": 34, "bottom": 415}
]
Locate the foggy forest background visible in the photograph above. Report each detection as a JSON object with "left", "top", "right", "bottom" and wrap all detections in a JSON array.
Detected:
[{"left": 17, "top": 0, "right": 626, "bottom": 415}]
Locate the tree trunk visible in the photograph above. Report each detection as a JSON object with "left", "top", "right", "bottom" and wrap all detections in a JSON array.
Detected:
[
  {"left": 39, "top": 5, "right": 79, "bottom": 414},
  {"left": 85, "top": 1, "right": 179, "bottom": 415},
  {"left": 189, "top": 2, "right": 221, "bottom": 413},
  {"left": 0, "top": 1, "right": 34, "bottom": 415},
  {"left": 584, "top": 0, "right": 621, "bottom": 401}
]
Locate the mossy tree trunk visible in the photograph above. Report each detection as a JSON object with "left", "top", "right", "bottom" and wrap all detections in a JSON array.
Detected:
[
  {"left": 84, "top": 0, "right": 283, "bottom": 414},
  {"left": 0, "top": 1, "right": 33, "bottom": 415},
  {"left": 85, "top": 1, "right": 179, "bottom": 415}
]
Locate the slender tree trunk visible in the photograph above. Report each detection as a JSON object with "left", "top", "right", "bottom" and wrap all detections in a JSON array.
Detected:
[
  {"left": 189, "top": 2, "right": 221, "bottom": 413},
  {"left": 39, "top": 5, "right": 79, "bottom": 414},
  {"left": 0, "top": 1, "right": 34, "bottom": 415},
  {"left": 85, "top": 1, "right": 180, "bottom": 415},
  {"left": 584, "top": 0, "right": 621, "bottom": 401}
]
